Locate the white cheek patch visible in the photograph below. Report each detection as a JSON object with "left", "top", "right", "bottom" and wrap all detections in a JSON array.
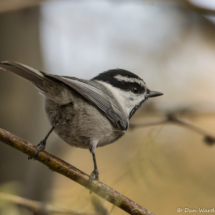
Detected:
[
  {"left": 117, "top": 90, "right": 146, "bottom": 115},
  {"left": 96, "top": 81, "right": 146, "bottom": 116}
]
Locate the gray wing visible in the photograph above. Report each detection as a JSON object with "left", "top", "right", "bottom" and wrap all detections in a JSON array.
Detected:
[
  {"left": 43, "top": 73, "right": 128, "bottom": 131},
  {"left": 0, "top": 61, "right": 128, "bottom": 130}
]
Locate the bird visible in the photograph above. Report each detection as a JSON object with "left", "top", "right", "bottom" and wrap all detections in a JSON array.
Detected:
[{"left": 0, "top": 61, "right": 163, "bottom": 180}]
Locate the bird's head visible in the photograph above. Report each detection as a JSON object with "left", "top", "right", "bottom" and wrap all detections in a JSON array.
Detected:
[{"left": 93, "top": 69, "right": 163, "bottom": 118}]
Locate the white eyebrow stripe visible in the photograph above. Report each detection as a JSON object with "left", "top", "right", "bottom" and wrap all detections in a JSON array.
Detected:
[{"left": 114, "top": 74, "right": 145, "bottom": 86}]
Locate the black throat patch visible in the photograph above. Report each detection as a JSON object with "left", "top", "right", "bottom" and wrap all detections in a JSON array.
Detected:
[{"left": 129, "top": 98, "right": 146, "bottom": 119}]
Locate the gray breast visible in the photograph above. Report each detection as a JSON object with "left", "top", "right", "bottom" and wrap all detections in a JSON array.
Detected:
[{"left": 44, "top": 94, "right": 126, "bottom": 149}]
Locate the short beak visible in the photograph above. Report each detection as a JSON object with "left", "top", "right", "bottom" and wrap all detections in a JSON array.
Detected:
[{"left": 147, "top": 90, "right": 163, "bottom": 98}]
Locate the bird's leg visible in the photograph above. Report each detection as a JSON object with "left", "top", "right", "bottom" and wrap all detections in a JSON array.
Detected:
[
  {"left": 89, "top": 146, "right": 99, "bottom": 181},
  {"left": 28, "top": 126, "right": 55, "bottom": 159}
]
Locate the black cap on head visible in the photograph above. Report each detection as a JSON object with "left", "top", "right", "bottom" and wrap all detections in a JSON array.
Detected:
[
  {"left": 93, "top": 69, "right": 143, "bottom": 82},
  {"left": 92, "top": 69, "right": 145, "bottom": 93}
]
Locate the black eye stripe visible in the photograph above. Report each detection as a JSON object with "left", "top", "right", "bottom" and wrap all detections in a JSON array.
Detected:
[
  {"left": 128, "top": 83, "right": 145, "bottom": 94},
  {"left": 113, "top": 81, "right": 145, "bottom": 93}
]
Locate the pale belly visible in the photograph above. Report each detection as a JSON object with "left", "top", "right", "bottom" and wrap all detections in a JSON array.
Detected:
[{"left": 44, "top": 98, "right": 127, "bottom": 149}]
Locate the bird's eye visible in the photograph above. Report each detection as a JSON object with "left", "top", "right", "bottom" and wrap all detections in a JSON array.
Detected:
[{"left": 131, "top": 87, "right": 140, "bottom": 94}]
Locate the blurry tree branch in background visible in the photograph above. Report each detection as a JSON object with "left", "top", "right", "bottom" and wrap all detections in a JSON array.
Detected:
[
  {"left": 0, "top": 0, "right": 44, "bottom": 14},
  {"left": 179, "top": 0, "right": 215, "bottom": 15},
  {"left": 91, "top": 195, "right": 109, "bottom": 215},
  {"left": 0, "top": 192, "right": 95, "bottom": 215},
  {"left": 0, "top": 128, "right": 154, "bottom": 215},
  {"left": 130, "top": 113, "right": 215, "bottom": 146},
  {"left": 1, "top": 0, "right": 215, "bottom": 15}
]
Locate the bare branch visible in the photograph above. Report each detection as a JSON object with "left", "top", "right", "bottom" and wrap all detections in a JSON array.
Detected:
[
  {"left": 130, "top": 113, "right": 215, "bottom": 146},
  {"left": 0, "top": 192, "right": 94, "bottom": 215},
  {"left": 0, "top": 128, "right": 154, "bottom": 215}
]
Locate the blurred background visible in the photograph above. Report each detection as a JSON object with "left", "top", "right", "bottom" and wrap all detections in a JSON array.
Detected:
[{"left": 0, "top": 0, "right": 215, "bottom": 214}]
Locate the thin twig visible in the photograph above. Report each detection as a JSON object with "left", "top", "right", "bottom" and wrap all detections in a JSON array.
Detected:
[
  {"left": 129, "top": 119, "right": 169, "bottom": 129},
  {"left": 0, "top": 192, "right": 93, "bottom": 215},
  {"left": 0, "top": 128, "right": 154, "bottom": 215},
  {"left": 130, "top": 113, "right": 215, "bottom": 145}
]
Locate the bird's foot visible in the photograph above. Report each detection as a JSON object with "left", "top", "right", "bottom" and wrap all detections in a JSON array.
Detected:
[
  {"left": 28, "top": 139, "right": 46, "bottom": 160},
  {"left": 90, "top": 169, "right": 99, "bottom": 181}
]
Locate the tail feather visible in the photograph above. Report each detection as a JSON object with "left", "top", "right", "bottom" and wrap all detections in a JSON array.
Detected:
[
  {"left": 0, "top": 61, "right": 73, "bottom": 104},
  {"left": 0, "top": 61, "right": 53, "bottom": 88}
]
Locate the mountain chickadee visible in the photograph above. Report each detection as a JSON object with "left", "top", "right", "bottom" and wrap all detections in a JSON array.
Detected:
[{"left": 0, "top": 61, "right": 163, "bottom": 180}]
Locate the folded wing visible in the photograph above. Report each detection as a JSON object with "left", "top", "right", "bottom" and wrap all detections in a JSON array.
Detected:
[
  {"left": 44, "top": 74, "right": 128, "bottom": 130},
  {"left": 0, "top": 61, "right": 128, "bottom": 130}
]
